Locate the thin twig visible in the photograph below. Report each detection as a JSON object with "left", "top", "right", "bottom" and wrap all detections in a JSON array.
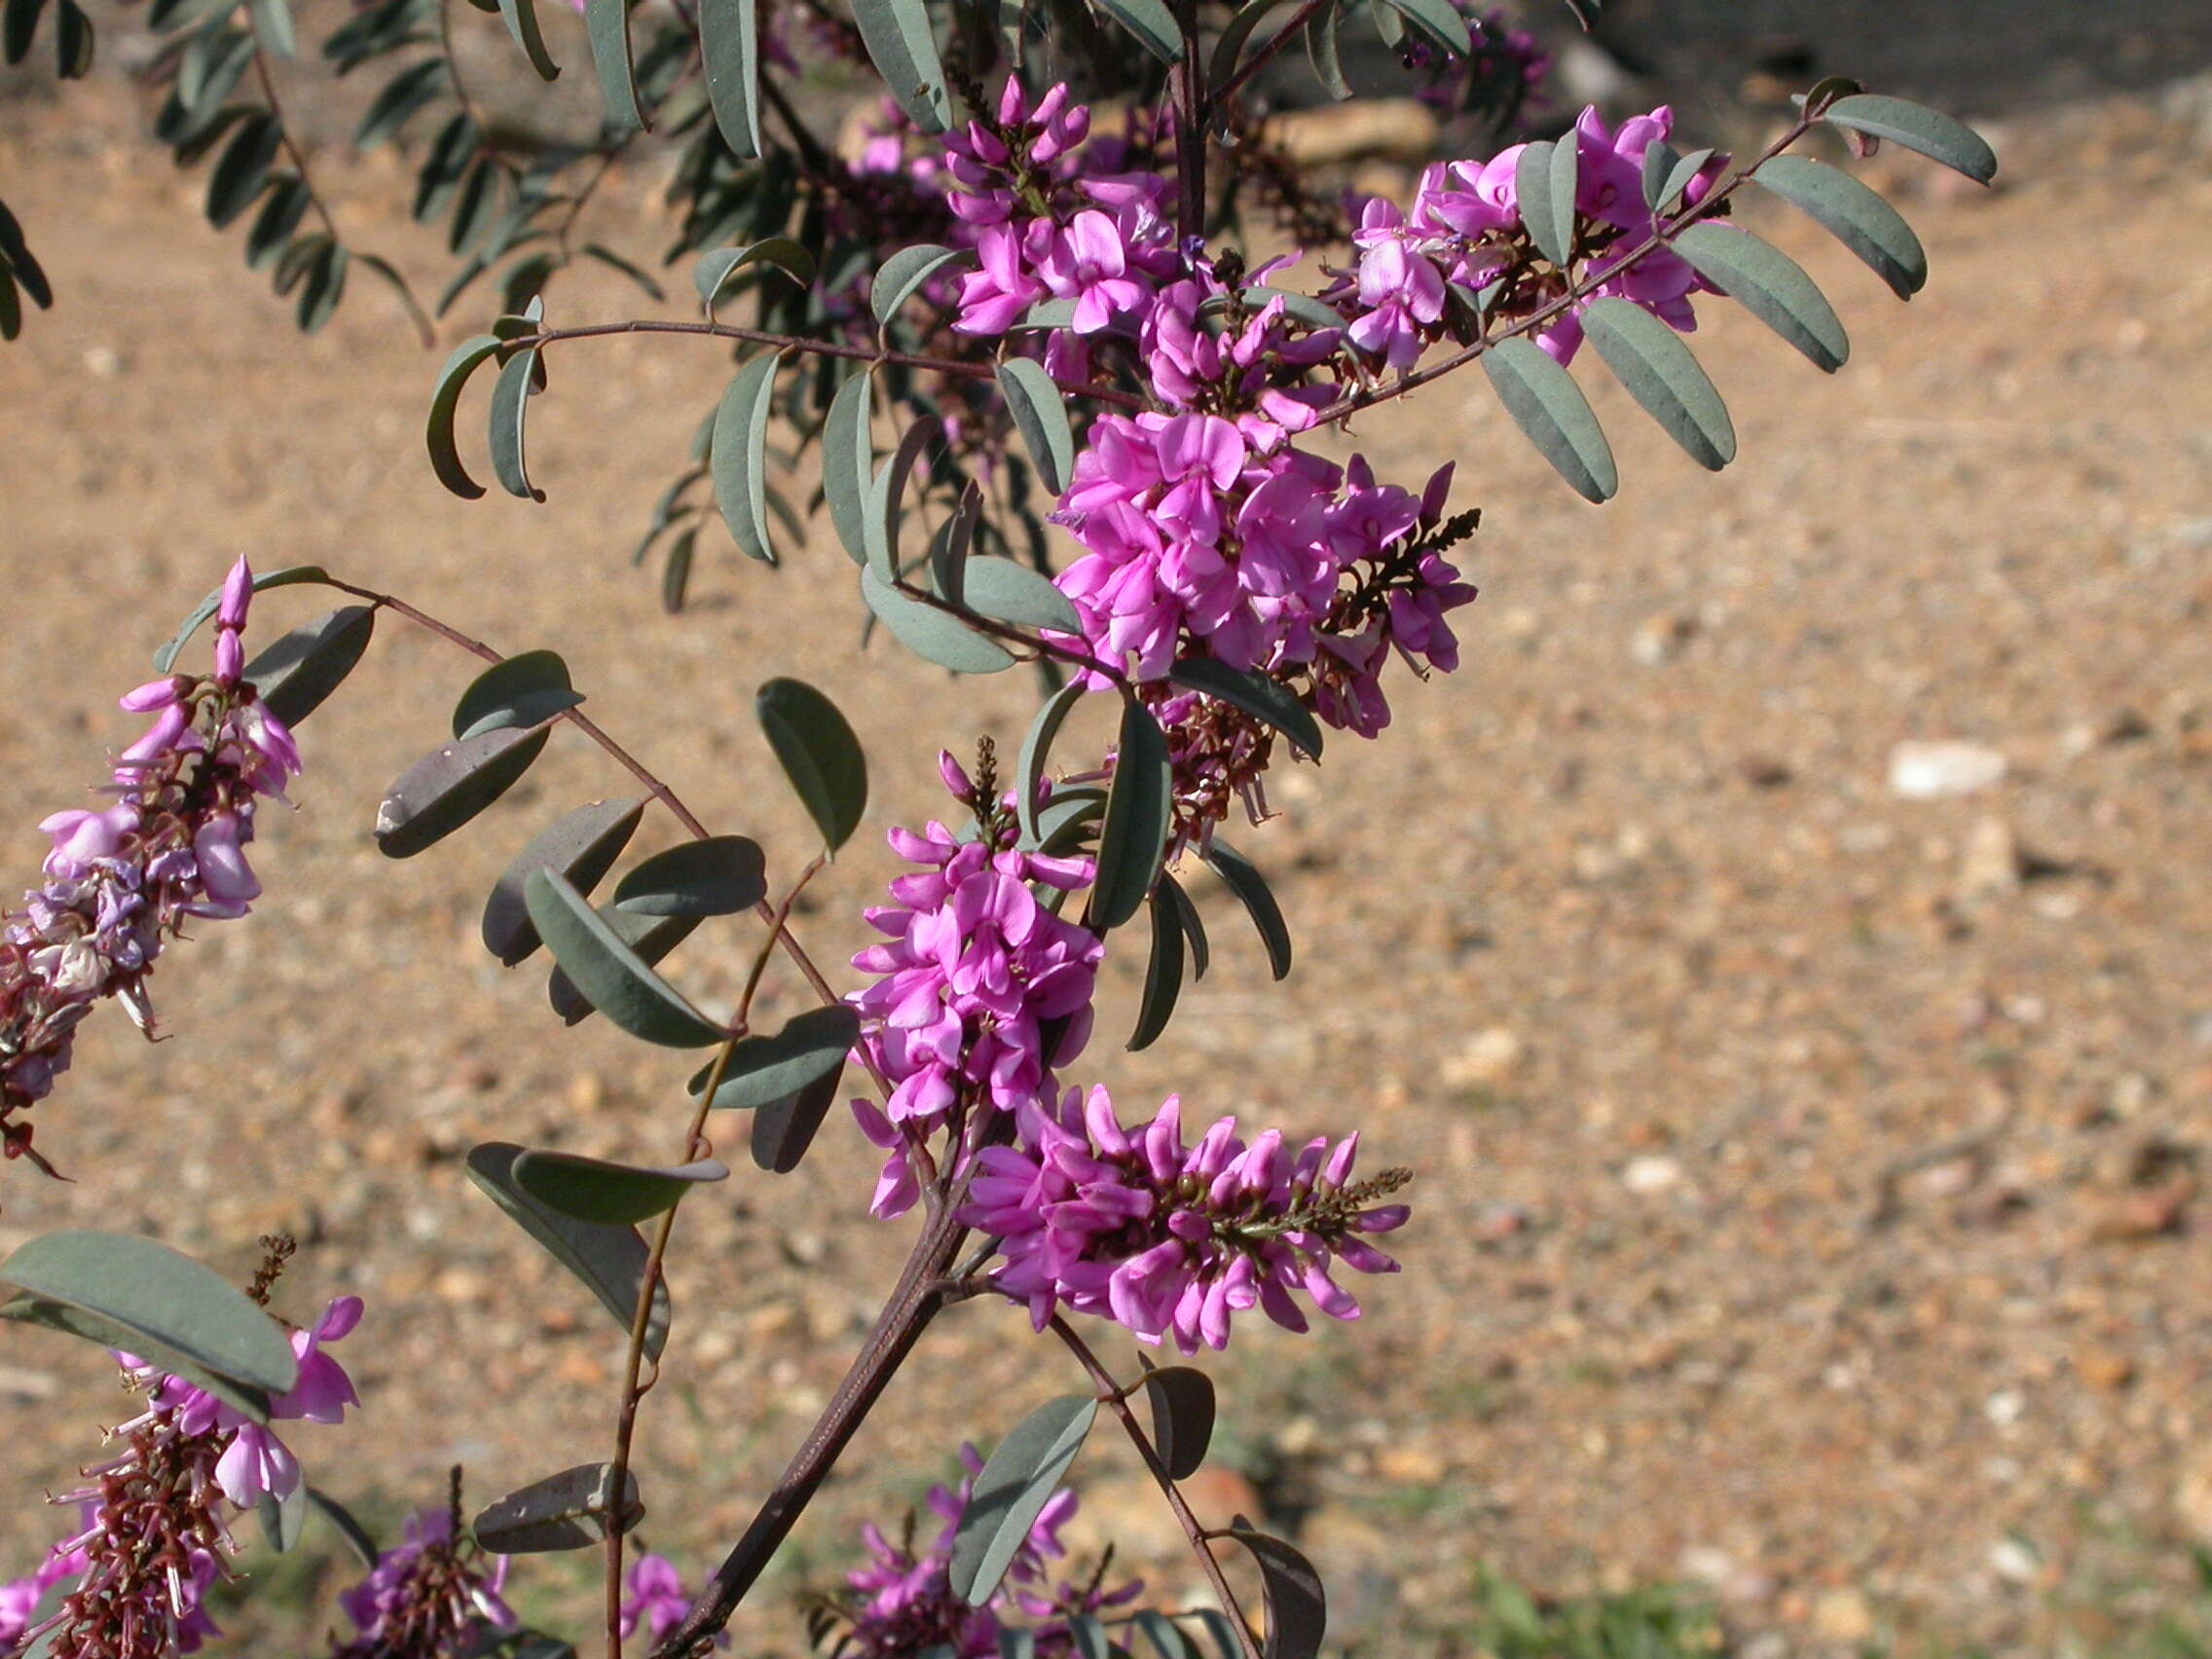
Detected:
[
  {"left": 1047, "top": 1316, "right": 1262, "bottom": 1659},
  {"left": 1204, "top": 0, "right": 1333, "bottom": 118}
]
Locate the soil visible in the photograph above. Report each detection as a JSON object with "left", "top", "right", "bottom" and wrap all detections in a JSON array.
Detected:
[{"left": 2, "top": 33, "right": 2211, "bottom": 1659}]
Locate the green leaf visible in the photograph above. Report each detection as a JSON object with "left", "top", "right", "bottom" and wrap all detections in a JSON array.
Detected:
[
  {"left": 513, "top": 1150, "right": 728, "bottom": 1225},
  {"left": 497, "top": 0, "right": 559, "bottom": 78},
  {"left": 611, "top": 835, "right": 767, "bottom": 917},
  {"left": 205, "top": 111, "right": 280, "bottom": 230},
  {"left": 242, "top": 604, "right": 376, "bottom": 727},
  {"left": 1167, "top": 657, "right": 1323, "bottom": 759},
  {"left": 155, "top": 565, "right": 334, "bottom": 672},
  {"left": 691, "top": 1005, "right": 858, "bottom": 1112},
  {"left": 1822, "top": 93, "right": 1996, "bottom": 185},
  {"left": 374, "top": 725, "right": 551, "bottom": 859},
  {"left": 996, "top": 357, "right": 1075, "bottom": 495},
  {"left": 961, "top": 556, "right": 1081, "bottom": 636},
  {"left": 870, "top": 415, "right": 946, "bottom": 579},
  {"left": 999, "top": 1633, "right": 1039, "bottom": 1659},
  {"left": 257, "top": 1480, "right": 308, "bottom": 1553},
  {"left": 871, "top": 242, "right": 962, "bottom": 325},
  {"left": 749, "top": 1064, "right": 843, "bottom": 1173},
  {"left": 482, "top": 797, "right": 645, "bottom": 965},
  {"left": 1133, "top": 1612, "right": 1199, "bottom": 1659},
  {"left": 1578, "top": 296, "right": 1736, "bottom": 471},
  {"left": 245, "top": 0, "right": 291, "bottom": 55},
  {"left": 473, "top": 1464, "right": 645, "bottom": 1554},
  {"left": 700, "top": 0, "right": 759, "bottom": 158},
  {"left": 1088, "top": 698, "right": 1170, "bottom": 930},
  {"left": 2, "top": 0, "right": 44, "bottom": 65},
  {"left": 711, "top": 350, "right": 784, "bottom": 564},
  {"left": 1094, "top": 0, "right": 1181, "bottom": 60},
  {"left": 354, "top": 57, "right": 448, "bottom": 150},
  {"left": 0, "top": 196, "right": 52, "bottom": 309},
  {"left": 525, "top": 869, "right": 728, "bottom": 1047},
  {"left": 1069, "top": 1618, "right": 1112, "bottom": 1659},
  {"left": 1673, "top": 222, "right": 1849, "bottom": 373},
  {"left": 583, "top": 0, "right": 644, "bottom": 131},
  {"left": 548, "top": 909, "right": 700, "bottom": 1026},
  {"left": 0, "top": 1231, "right": 298, "bottom": 1403},
  {"left": 1643, "top": 143, "right": 1714, "bottom": 215},
  {"left": 466, "top": 1142, "right": 671, "bottom": 1357},
  {"left": 1160, "top": 871, "right": 1208, "bottom": 979},
  {"left": 1207, "top": 0, "right": 1298, "bottom": 88},
  {"left": 578, "top": 242, "right": 664, "bottom": 301},
  {"left": 948, "top": 1395, "right": 1097, "bottom": 1604},
  {"left": 294, "top": 239, "right": 348, "bottom": 334},
  {"left": 1514, "top": 139, "right": 1574, "bottom": 268},
  {"left": 1200, "top": 837, "right": 1290, "bottom": 979},
  {"left": 1482, "top": 336, "right": 1617, "bottom": 502},
  {"left": 862, "top": 569, "right": 1017, "bottom": 674},
  {"left": 822, "top": 369, "right": 876, "bottom": 564},
  {"left": 756, "top": 677, "right": 868, "bottom": 853},
  {"left": 0, "top": 262, "right": 18, "bottom": 343},
  {"left": 693, "top": 239, "right": 815, "bottom": 315},
  {"left": 1015, "top": 678, "right": 1088, "bottom": 844},
  {"left": 851, "top": 0, "right": 950, "bottom": 131},
  {"left": 1140, "top": 1363, "right": 1216, "bottom": 1480},
  {"left": 1186, "top": 1610, "right": 1247, "bottom": 1659},
  {"left": 660, "top": 525, "right": 696, "bottom": 612},
  {"left": 1226, "top": 1526, "right": 1326, "bottom": 1659},
  {"left": 1128, "top": 885, "right": 1184, "bottom": 1051},
  {"left": 452, "top": 648, "right": 579, "bottom": 739},
  {"left": 305, "top": 1488, "right": 381, "bottom": 1569},
  {"left": 490, "top": 345, "right": 546, "bottom": 501},
  {"left": 245, "top": 177, "right": 311, "bottom": 270},
  {"left": 1373, "top": 0, "right": 1467, "bottom": 56},
  {"left": 1752, "top": 153, "right": 1927, "bottom": 300},
  {"left": 427, "top": 334, "right": 503, "bottom": 499},
  {"left": 1024, "top": 786, "right": 1107, "bottom": 858}
]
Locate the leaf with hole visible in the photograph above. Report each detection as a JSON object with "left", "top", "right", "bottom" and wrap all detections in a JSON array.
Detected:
[
  {"left": 948, "top": 1395, "right": 1096, "bottom": 1604},
  {"left": 1226, "top": 1526, "right": 1326, "bottom": 1659},
  {"left": 1140, "top": 1363, "right": 1215, "bottom": 1479},
  {"left": 756, "top": 677, "right": 867, "bottom": 853},
  {"left": 692, "top": 1005, "right": 859, "bottom": 1112},
  {"left": 465, "top": 1142, "right": 671, "bottom": 1357},
  {"left": 1166, "top": 657, "right": 1323, "bottom": 759},
  {"left": 526, "top": 869, "right": 728, "bottom": 1047},
  {"left": 513, "top": 1150, "right": 728, "bottom": 1225},
  {"left": 1015, "top": 679, "right": 1087, "bottom": 843},
  {"left": 1200, "top": 837, "right": 1290, "bottom": 979},
  {"left": 611, "top": 835, "right": 767, "bottom": 918},
  {"left": 453, "top": 649, "right": 579, "bottom": 740},
  {"left": 473, "top": 1464, "right": 645, "bottom": 1554},
  {"left": 1482, "top": 336, "right": 1616, "bottom": 502},
  {"left": 375, "top": 725, "right": 549, "bottom": 859},
  {"left": 1822, "top": 93, "right": 1995, "bottom": 185},
  {"left": 862, "top": 569, "right": 1017, "bottom": 674},
  {"left": 242, "top": 604, "right": 375, "bottom": 727},
  {"left": 1752, "top": 153, "right": 1926, "bottom": 300},
  {"left": 1578, "top": 296, "right": 1736, "bottom": 470},
  {"left": 482, "top": 797, "right": 644, "bottom": 965},
  {"left": 996, "top": 357, "right": 1075, "bottom": 496},
  {"left": 0, "top": 1232, "right": 297, "bottom": 1413},
  {"left": 1673, "top": 222, "right": 1848, "bottom": 373},
  {"left": 1088, "top": 699, "right": 1170, "bottom": 931},
  {"left": 871, "top": 243, "right": 963, "bottom": 326},
  {"left": 711, "top": 350, "right": 784, "bottom": 565},
  {"left": 852, "top": 0, "right": 950, "bottom": 129}
]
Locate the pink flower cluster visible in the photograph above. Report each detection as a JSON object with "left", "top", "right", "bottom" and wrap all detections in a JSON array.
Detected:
[
  {"left": 960, "top": 1086, "right": 1409, "bottom": 1354},
  {"left": 0, "top": 1294, "right": 360, "bottom": 1659},
  {"left": 1344, "top": 105, "right": 1726, "bottom": 368},
  {"left": 2, "top": 556, "right": 300, "bottom": 1171},
  {"left": 848, "top": 754, "right": 1103, "bottom": 1218},
  {"left": 328, "top": 1506, "right": 515, "bottom": 1659},
  {"left": 833, "top": 1447, "right": 1139, "bottom": 1659},
  {"left": 619, "top": 1554, "right": 727, "bottom": 1649}
]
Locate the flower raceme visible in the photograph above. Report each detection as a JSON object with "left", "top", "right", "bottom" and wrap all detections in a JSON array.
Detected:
[
  {"left": 1, "top": 555, "right": 300, "bottom": 1173},
  {"left": 328, "top": 1506, "right": 515, "bottom": 1659},
  {"left": 960, "top": 1086, "right": 1410, "bottom": 1354}
]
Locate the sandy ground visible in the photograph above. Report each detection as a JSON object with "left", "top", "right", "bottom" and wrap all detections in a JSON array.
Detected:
[{"left": 1, "top": 54, "right": 2211, "bottom": 1659}]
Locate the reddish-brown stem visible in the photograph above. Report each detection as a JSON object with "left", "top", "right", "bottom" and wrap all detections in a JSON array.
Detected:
[
  {"left": 1047, "top": 1316, "right": 1263, "bottom": 1659},
  {"left": 1320, "top": 113, "right": 1816, "bottom": 424},
  {"left": 1204, "top": 0, "right": 1334, "bottom": 116}
]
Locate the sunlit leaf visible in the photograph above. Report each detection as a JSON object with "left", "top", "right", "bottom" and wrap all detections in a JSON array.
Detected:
[
  {"left": 482, "top": 797, "right": 645, "bottom": 965},
  {"left": 1752, "top": 153, "right": 1927, "bottom": 300},
  {"left": 1482, "top": 336, "right": 1617, "bottom": 502},
  {"left": 1016, "top": 679, "right": 1087, "bottom": 844},
  {"left": 155, "top": 564, "right": 333, "bottom": 673},
  {"left": 453, "top": 648, "right": 579, "bottom": 740},
  {"left": 996, "top": 357, "right": 1075, "bottom": 496},
  {"left": 513, "top": 1149, "right": 728, "bottom": 1225},
  {"left": 1822, "top": 93, "right": 1996, "bottom": 185},
  {"left": 1167, "top": 657, "right": 1322, "bottom": 758},
  {"left": 242, "top": 604, "right": 375, "bottom": 727},
  {"left": 1094, "top": 0, "right": 1181, "bottom": 59},
  {"left": 822, "top": 369, "right": 876, "bottom": 564},
  {"left": 756, "top": 677, "right": 867, "bottom": 853},
  {"left": 257, "top": 1481, "right": 308, "bottom": 1553},
  {"left": 1673, "top": 222, "right": 1849, "bottom": 373},
  {"left": 962, "top": 556, "right": 1081, "bottom": 636},
  {"left": 548, "top": 909, "right": 700, "bottom": 1026},
  {"left": 1578, "top": 296, "right": 1736, "bottom": 470},
  {"left": 711, "top": 350, "right": 784, "bottom": 564},
  {"left": 1129, "top": 886, "right": 1184, "bottom": 1051},
  {"left": 611, "top": 835, "right": 767, "bottom": 917},
  {"left": 497, "top": 0, "right": 559, "bottom": 80},
  {"left": 1373, "top": 0, "right": 1466, "bottom": 56},
  {"left": 583, "top": 0, "right": 644, "bottom": 131},
  {"left": 490, "top": 345, "right": 546, "bottom": 501},
  {"left": 694, "top": 239, "right": 814, "bottom": 316},
  {"left": 465, "top": 1142, "right": 671, "bottom": 1358},
  {"left": 862, "top": 569, "right": 1017, "bottom": 674},
  {"left": 526, "top": 869, "right": 728, "bottom": 1047},
  {"left": 1514, "top": 139, "right": 1574, "bottom": 268},
  {"left": 871, "top": 242, "right": 963, "bottom": 326},
  {"left": 473, "top": 1464, "right": 645, "bottom": 1554},
  {"left": 427, "top": 334, "right": 504, "bottom": 499},
  {"left": 375, "top": 725, "right": 550, "bottom": 858},
  {"left": 1088, "top": 698, "right": 1169, "bottom": 931},
  {"left": 948, "top": 1395, "right": 1096, "bottom": 1604},
  {"left": 852, "top": 0, "right": 950, "bottom": 131}
]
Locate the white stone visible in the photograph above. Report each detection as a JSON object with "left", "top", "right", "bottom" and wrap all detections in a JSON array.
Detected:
[{"left": 1889, "top": 741, "right": 2008, "bottom": 799}]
